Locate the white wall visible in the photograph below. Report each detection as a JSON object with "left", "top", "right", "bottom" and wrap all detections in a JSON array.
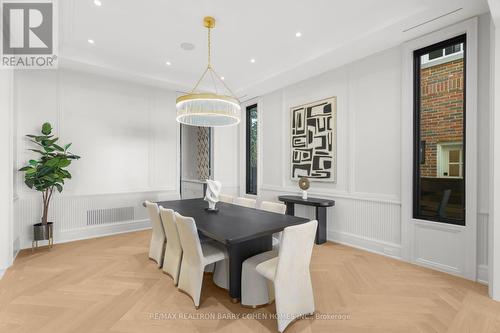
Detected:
[
  {"left": 253, "top": 46, "right": 403, "bottom": 257},
  {"left": 13, "top": 69, "right": 180, "bottom": 249},
  {"left": 0, "top": 69, "right": 14, "bottom": 278},
  {"left": 477, "top": 14, "right": 492, "bottom": 284},
  {"left": 246, "top": 14, "right": 492, "bottom": 282},
  {"left": 488, "top": 0, "right": 500, "bottom": 300}
]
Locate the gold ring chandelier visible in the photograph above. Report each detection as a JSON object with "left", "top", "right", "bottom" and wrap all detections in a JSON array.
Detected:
[{"left": 176, "top": 17, "right": 241, "bottom": 127}]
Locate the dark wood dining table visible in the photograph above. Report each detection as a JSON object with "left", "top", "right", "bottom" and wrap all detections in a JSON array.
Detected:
[{"left": 153, "top": 198, "right": 309, "bottom": 300}]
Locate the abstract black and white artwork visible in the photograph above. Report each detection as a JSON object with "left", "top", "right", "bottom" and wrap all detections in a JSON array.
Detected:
[{"left": 290, "top": 97, "right": 336, "bottom": 182}]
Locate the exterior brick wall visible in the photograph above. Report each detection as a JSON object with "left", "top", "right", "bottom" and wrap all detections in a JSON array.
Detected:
[{"left": 419, "top": 58, "right": 464, "bottom": 177}]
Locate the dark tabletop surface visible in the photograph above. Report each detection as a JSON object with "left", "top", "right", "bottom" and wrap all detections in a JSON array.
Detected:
[
  {"left": 154, "top": 198, "right": 309, "bottom": 245},
  {"left": 278, "top": 195, "right": 336, "bottom": 207}
]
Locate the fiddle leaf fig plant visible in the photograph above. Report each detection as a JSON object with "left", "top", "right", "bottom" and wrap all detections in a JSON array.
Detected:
[{"left": 19, "top": 122, "right": 80, "bottom": 225}]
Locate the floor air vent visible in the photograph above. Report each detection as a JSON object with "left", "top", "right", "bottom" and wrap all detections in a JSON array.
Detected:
[{"left": 87, "top": 207, "right": 135, "bottom": 226}]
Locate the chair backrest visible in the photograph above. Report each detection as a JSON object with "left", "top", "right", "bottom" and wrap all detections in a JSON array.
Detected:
[
  {"left": 260, "top": 201, "right": 286, "bottom": 214},
  {"left": 174, "top": 212, "right": 203, "bottom": 266},
  {"left": 145, "top": 201, "right": 165, "bottom": 237},
  {"left": 234, "top": 197, "right": 257, "bottom": 209},
  {"left": 159, "top": 207, "right": 180, "bottom": 251},
  {"left": 218, "top": 194, "right": 234, "bottom": 204},
  {"left": 275, "top": 220, "right": 318, "bottom": 284}
]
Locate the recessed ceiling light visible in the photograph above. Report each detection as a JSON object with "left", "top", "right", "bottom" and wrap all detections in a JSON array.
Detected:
[
  {"left": 94, "top": 0, "right": 102, "bottom": 6},
  {"left": 180, "top": 42, "right": 195, "bottom": 51},
  {"left": 87, "top": 39, "right": 95, "bottom": 44},
  {"left": 220, "top": 76, "right": 225, "bottom": 80},
  {"left": 295, "top": 31, "right": 302, "bottom": 38},
  {"left": 166, "top": 61, "right": 172, "bottom": 66},
  {"left": 250, "top": 58, "right": 256, "bottom": 63}
]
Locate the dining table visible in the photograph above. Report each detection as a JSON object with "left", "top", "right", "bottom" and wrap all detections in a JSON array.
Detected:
[{"left": 153, "top": 198, "right": 310, "bottom": 301}]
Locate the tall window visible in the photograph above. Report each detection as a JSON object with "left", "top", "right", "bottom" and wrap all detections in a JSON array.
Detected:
[
  {"left": 246, "top": 104, "right": 258, "bottom": 195},
  {"left": 413, "top": 35, "right": 466, "bottom": 225}
]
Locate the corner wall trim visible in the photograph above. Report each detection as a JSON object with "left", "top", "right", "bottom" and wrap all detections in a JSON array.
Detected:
[{"left": 477, "top": 264, "right": 489, "bottom": 285}]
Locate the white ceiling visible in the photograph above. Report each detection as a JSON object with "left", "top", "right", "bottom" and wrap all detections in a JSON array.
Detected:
[{"left": 59, "top": 0, "right": 489, "bottom": 100}]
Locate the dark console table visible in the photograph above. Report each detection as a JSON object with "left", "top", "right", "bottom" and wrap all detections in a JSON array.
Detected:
[{"left": 278, "top": 195, "right": 335, "bottom": 245}]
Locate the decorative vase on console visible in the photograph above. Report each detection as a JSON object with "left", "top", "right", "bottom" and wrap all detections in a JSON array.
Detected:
[
  {"left": 204, "top": 179, "right": 222, "bottom": 211},
  {"left": 299, "top": 176, "right": 310, "bottom": 200}
]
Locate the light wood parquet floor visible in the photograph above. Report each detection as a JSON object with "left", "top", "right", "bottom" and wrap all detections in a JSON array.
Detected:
[{"left": 1, "top": 230, "right": 499, "bottom": 333}]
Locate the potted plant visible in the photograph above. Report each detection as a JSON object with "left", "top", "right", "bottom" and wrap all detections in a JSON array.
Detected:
[{"left": 19, "top": 122, "right": 80, "bottom": 249}]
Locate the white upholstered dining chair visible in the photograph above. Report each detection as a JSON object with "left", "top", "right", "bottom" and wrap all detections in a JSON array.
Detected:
[
  {"left": 175, "top": 212, "right": 228, "bottom": 309},
  {"left": 241, "top": 249, "right": 278, "bottom": 308},
  {"left": 234, "top": 197, "right": 257, "bottom": 209},
  {"left": 145, "top": 201, "right": 166, "bottom": 267},
  {"left": 243, "top": 220, "right": 318, "bottom": 332},
  {"left": 260, "top": 201, "right": 287, "bottom": 249},
  {"left": 218, "top": 194, "right": 234, "bottom": 204},
  {"left": 159, "top": 207, "right": 182, "bottom": 285}
]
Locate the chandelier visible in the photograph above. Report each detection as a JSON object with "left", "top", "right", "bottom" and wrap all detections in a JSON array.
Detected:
[{"left": 176, "top": 17, "right": 241, "bottom": 127}]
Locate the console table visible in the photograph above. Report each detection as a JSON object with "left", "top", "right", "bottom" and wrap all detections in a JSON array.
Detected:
[{"left": 278, "top": 195, "right": 335, "bottom": 245}]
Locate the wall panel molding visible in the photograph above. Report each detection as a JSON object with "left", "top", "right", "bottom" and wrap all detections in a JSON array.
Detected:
[
  {"left": 13, "top": 68, "right": 180, "bottom": 251},
  {"left": 477, "top": 212, "right": 489, "bottom": 284},
  {"left": 262, "top": 186, "right": 488, "bottom": 283},
  {"left": 260, "top": 187, "right": 402, "bottom": 256}
]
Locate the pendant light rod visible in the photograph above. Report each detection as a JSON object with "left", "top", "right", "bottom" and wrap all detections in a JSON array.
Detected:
[
  {"left": 176, "top": 16, "right": 241, "bottom": 127},
  {"left": 188, "top": 17, "right": 239, "bottom": 100},
  {"left": 206, "top": 17, "right": 213, "bottom": 67}
]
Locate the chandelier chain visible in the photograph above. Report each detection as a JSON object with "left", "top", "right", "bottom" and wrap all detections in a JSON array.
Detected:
[
  {"left": 209, "top": 69, "right": 219, "bottom": 94},
  {"left": 191, "top": 67, "right": 209, "bottom": 93},
  {"left": 207, "top": 26, "right": 211, "bottom": 68},
  {"left": 187, "top": 16, "right": 240, "bottom": 101}
]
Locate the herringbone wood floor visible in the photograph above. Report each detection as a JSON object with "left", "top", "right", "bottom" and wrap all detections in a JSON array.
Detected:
[{"left": 1, "top": 230, "right": 499, "bottom": 333}]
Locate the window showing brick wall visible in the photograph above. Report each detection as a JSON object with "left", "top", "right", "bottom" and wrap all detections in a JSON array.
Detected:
[
  {"left": 419, "top": 58, "right": 464, "bottom": 178},
  {"left": 414, "top": 35, "right": 465, "bottom": 224}
]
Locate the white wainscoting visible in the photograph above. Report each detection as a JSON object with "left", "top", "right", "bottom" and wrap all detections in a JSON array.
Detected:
[
  {"left": 13, "top": 195, "right": 20, "bottom": 259},
  {"left": 13, "top": 68, "right": 181, "bottom": 251},
  {"left": 260, "top": 186, "right": 402, "bottom": 258},
  {"left": 261, "top": 185, "right": 488, "bottom": 283},
  {"left": 15, "top": 190, "right": 178, "bottom": 249},
  {"left": 477, "top": 212, "right": 489, "bottom": 284},
  {"left": 412, "top": 221, "right": 465, "bottom": 276}
]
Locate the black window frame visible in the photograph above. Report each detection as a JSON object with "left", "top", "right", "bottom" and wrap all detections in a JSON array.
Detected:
[
  {"left": 245, "top": 104, "right": 258, "bottom": 195},
  {"left": 412, "top": 34, "right": 466, "bottom": 226}
]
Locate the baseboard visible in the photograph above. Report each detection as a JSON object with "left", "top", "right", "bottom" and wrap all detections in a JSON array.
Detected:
[
  {"left": 413, "top": 258, "right": 461, "bottom": 276},
  {"left": 0, "top": 268, "right": 5, "bottom": 279},
  {"left": 21, "top": 219, "right": 152, "bottom": 249},
  {"left": 477, "top": 264, "right": 489, "bottom": 285},
  {"left": 328, "top": 230, "right": 402, "bottom": 259}
]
